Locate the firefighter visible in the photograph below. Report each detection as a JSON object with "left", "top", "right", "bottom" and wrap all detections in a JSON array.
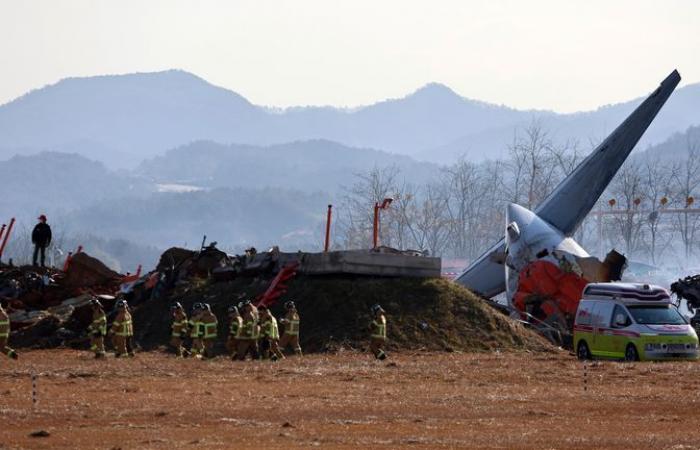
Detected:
[
  {"left": 170, "top": 302, "right": 189, "bottom": 357},
  {"left": 250, "top": 301, "right": 261, "bottom": 358},
  {"left": 279, "top": 300, "right": 302, "bottom": 356},
  {"left": 259, "top": 306, "right": 284, "bottom": 361},
  {"left": 200, "top": 303, "right": 218, "bottom": 358},
  {"left": 189, "top": 303, "right": 205, "bottom": 359},
  {"left": 226, "top": 305, "right": 243, "bottom": 358},
  {"left": 235, "top": 301, "right": 259, "bottom": 360},
  {"left": 0, "top": 303, "right": 18, "bottom": 359},
  {"left": 87, "top": 298, "right": 107, "bottom": 358},
  {"left": 368, "top": 304, "right": 387, "bottom": 360},
  {"left": 110, "top": 300, "right": 134, "bottom": 358}
]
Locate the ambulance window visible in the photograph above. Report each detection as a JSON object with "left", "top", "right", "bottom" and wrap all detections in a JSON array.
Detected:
[
  {"left": 576, "top": 302, "right": 593, "bottom": 325},
  {"left": 611, "top": 305, "right": 632, "bottom": 328},
  {"left": 593, "top": 302, "right": 615, "bottom": 328}
]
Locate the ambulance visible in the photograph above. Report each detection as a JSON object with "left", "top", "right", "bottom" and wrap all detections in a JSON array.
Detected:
[{"left": 573, "top": 282, "right": 699, "bottom": 361}]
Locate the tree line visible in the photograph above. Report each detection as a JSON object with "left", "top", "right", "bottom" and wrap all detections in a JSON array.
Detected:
[{"left": 335, "top": 122, "right": 700, "bottom": 269}]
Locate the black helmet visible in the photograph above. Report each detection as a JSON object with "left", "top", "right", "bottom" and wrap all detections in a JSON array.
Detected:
[
  {"left": 90, "top": 298, "right": 103, "bottom": 308},
  {"left": 171, "top": 302, "right": 183, "bottom": 311},
  {"left": 116, "top": 300, "right": 128, "bottom": 309},
  {"left": 284, "top": 300, "right": 296, "bottom": 310},
  {"left": 192, "top": 302, "right": 202, "bottom": 312},
  {"left": 371, "top": 304, "right": 384, "bottom": 314},
  {"left": 204, "top": 303, "right": 212, "bottom": 312},
  {"left": 228, "top": 305, "right": 239, "bottom": 315}
]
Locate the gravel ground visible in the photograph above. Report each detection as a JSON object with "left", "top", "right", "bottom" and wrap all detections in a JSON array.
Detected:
[{"left": 1, "top": 349, "right": 699, "bottom": 449}]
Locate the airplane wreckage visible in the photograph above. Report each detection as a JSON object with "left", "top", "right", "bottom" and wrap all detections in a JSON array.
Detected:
[{"left": 456, "top": 70, "right": 682, "bottom": 342}]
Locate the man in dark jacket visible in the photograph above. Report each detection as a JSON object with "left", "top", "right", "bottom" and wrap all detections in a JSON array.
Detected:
[{"left": 32, "top": 215, "right": 52, "bottom": 268}]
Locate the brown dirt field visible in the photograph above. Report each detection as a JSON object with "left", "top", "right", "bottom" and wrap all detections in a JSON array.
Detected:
[{"left": 1, "top": 350, "right": 699, "bottom": 449}]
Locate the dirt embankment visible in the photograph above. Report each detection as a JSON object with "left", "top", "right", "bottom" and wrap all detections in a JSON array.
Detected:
[{"left": 134, "top": 275, "right": 550, "bottom": 354}]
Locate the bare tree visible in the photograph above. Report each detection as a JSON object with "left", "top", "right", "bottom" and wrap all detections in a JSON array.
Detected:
[
  {"left": 672, "top": 135, "right": 700, "bottom": 260},
  {"left": 640, "top": 155, "right": 676, "bottom": 264},
  {"left": 606, "top": 161, "right": 646, "bottom": 258},
  {"left": 506, "top": 119, "right": 560, "bottom": 209},
  {"left": 336, "top": 166, "right": 399, "bottom": 249}
]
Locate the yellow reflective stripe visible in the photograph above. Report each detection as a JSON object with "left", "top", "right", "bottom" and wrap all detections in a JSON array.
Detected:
[
  {"left": 0, "top": 333, "right": 8, "bottom": 338},
  {"left": 204, "top": 323, "right": 217, "bottom": 338},
  {"left": 0, "top": 321, "right": 9, "bottom": 325},
  {"left": 371, "top": 321, "right": 386, "bottom": 339},
  {"left": 285, "top": 320, "right": 300, "bottom": 335}
]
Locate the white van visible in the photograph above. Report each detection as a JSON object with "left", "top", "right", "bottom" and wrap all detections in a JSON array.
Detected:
[{"left": 573, "top": 282, "right": 699, "bottom": 361}]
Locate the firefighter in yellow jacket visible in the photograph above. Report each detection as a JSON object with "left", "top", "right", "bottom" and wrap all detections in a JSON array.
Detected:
[
  {"left": 87, "top": 298, "right": 107, "bottom": 359},
  {"left": 110, "top": 300, "right": 134, "bottom": 358},
  {"left": 368, "top": 304, "right": 387, "bottom": 360},
  {"left": 235, "top": 301, "right": 259, "bottom": 360},
  {"left": 226, "top": 305, "right": 243, "bottom": 358},
  {"left": 0, "top": 303, "right": 18, "bottom": 360},
  {"left": 170, "top": 302, "right": 189, "bottom": 357},
  {"left": 259, "top": 306, "right": 284, "bottom": 361},
  {"left": 200, "top": 303, "right": 218, "bottom": 358},
  {"left": 279, "top": 300, "right": 302, "bottom": 356},
  {"left": 189, "top": 303, "right": 205, "bottom": 359}
]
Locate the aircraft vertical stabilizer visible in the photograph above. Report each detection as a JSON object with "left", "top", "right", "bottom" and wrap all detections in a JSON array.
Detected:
[{"left": 456, "top": 70, "right": 681, "bottom": 298}]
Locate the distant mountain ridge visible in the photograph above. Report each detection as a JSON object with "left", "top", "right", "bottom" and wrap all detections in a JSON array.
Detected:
[{"left": 0, "top": 69, "right": 698, "bottom": 167}]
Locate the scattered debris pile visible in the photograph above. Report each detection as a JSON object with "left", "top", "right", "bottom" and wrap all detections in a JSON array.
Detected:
[
  {"left": 0, "top": 251, "right": 127, "bottom": 348},
  {"left": 63, "top": 252, "right": 121, "bottom": 289},
  {"left": 671, "top": 274, "right": 700, "bottom": 329}
]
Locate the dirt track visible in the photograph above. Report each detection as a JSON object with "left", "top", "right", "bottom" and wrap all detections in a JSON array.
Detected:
[{"left": 1, "top": 350, "right": 699, "bottom": 449}]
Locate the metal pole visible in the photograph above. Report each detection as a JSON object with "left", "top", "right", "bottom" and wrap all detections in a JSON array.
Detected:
[
  {"left": 372, "top": 203, "right": 379, "bottom": 249},
  {"left": 0, "top": 218, "right": 15, "bottom": 261},
  {"left": 63, "top": 252, "right": 73, "bottom": 272},
  {"left": 324, "top": 205, "right": 332, "bottom": 252}
]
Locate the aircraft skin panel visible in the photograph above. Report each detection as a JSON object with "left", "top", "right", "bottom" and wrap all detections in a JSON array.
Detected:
[
  {"left": 456, "top": 239, "right": 506, "bottom": 297},
  {"left": 455, "top": 70, "right": 681, "bottom": 297}
]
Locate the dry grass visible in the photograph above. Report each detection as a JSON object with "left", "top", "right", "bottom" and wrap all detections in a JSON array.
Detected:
[{"left": 1, "top": 350, "right": 700, "bottom": 449}]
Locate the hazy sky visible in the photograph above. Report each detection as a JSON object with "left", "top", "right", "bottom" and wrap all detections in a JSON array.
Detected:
[{"left": 1, "top": 0, "right": 699, "bottom": 112}]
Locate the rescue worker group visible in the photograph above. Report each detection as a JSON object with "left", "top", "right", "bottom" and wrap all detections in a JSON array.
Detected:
[{"left": 0, "top": 298, "right": 389, "bottom": 362}]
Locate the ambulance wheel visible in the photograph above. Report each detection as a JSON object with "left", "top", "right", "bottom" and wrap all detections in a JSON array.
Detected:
[
  {"left": 624, "top": 344, "right": 639, "bottom": 362},
  {"left": 576, "top": 341, "right": 591, "bottom": 360}
]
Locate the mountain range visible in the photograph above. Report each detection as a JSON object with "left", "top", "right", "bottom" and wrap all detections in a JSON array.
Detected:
[
  {"left": 137, "top": 139, "right": 440, "bottom": 192},
  {"left": 1, "top": 69, "right": 698, "bottom": 168}
]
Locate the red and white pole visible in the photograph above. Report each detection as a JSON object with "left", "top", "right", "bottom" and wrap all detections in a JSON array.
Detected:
[{"left": 0, "top": 218, "right": 15, "bottom": 261}]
